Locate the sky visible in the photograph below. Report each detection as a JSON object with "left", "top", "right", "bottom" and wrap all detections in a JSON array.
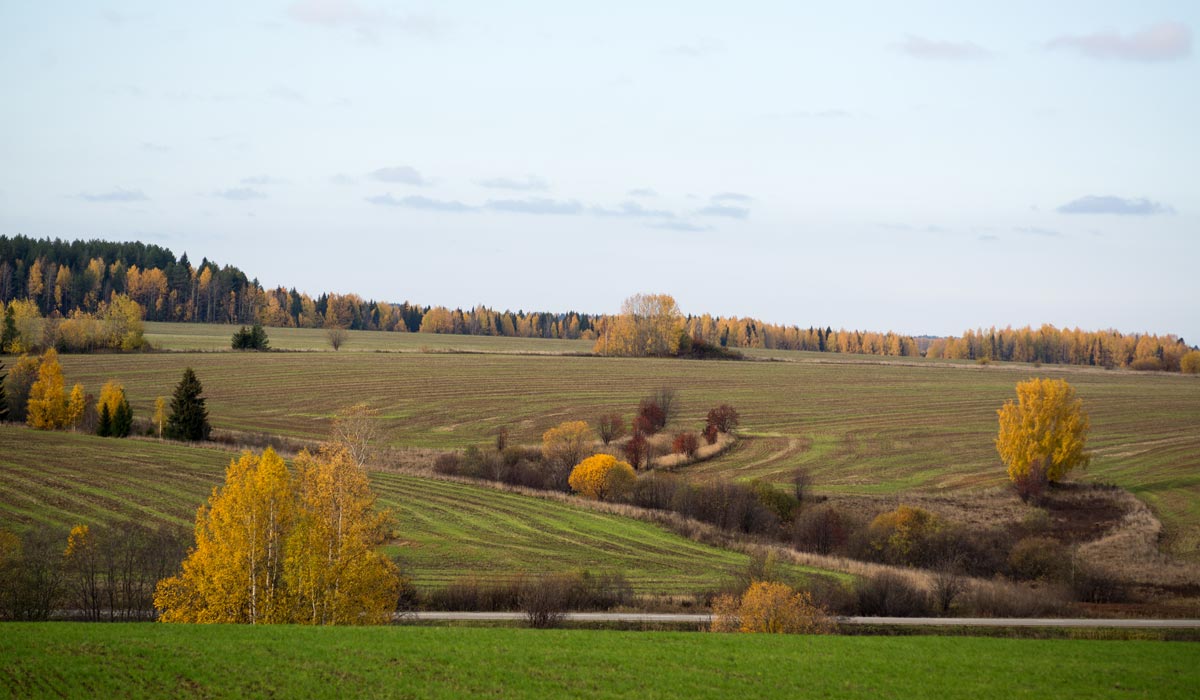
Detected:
[{"left": 1, "top": 1, "right": 1197, "bottom": 341}]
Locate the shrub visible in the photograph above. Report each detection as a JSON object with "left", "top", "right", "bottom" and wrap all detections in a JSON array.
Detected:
[
  {"left": 1069, "top": 565, "right": 1128, "bottom": 604},
  {"left": 623, "top": 432, "right": 647, "bottom": 470},
  {"left": 867, "top": 505, "right": 942, "bottom": 566},
  {"left": 854, "top": 572, "right": 930, "bottom": 617},
  {"left": 433, "top": 453, "right": 461, "bottom": 475},
  {"left": 792, "top": 505, "right": 851, "bottom": 555},
  {"left": 672, "top": 432, "right": 700, "bottom": 458},
  {"left": 568, "top": 454, "right": 636, "bottom": 501},
  {"left": 705, "top": 404, "right": 740, "bottom": 433},
  {"left": 541, "top": 420, "right": 593, "bottom": 468},
  {"left": 711, "top": 581, "right": 834, "bottom": 634},
  {"left": 595, "top": 413, "right": 625, "bottom": 445},
  {"left": 1181, "top": 350, "right": 1200, "bottom": 375},
  {"left": 1007, "top": 536, "right": 1068, "bottom": 581},
  {"left": 1129, "top": 357, "right": 1164, "bottom": 371},
  {"left": 519, "top": 575, "right": 572, "bottom": 628},
  {"left": 752, "top": 481, "right": 798, "bottom": 523},
  {"left": 635, "top": 399, "right": 666, "bottom": 435},
  {"left": 966, "top": 581, "right": 1068, "bottom": 618},
  {"left": 702, "top": 424, "right": 719, "bottom": 445}
]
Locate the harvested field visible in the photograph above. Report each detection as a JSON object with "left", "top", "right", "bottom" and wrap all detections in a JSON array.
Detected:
[
  {"left": 47, "top": 337, "right": 1200, "bottom": 557},
  {"left": 0, "top": 426, "right": 829, "bottom": 594}
]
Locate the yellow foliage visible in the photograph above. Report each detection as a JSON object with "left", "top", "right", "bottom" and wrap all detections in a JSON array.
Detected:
[
  {"left": 710, "top": 581, "right": 834, "bottom": 634},
  {"left": 568, "top": 454, "right": 636, "bottom": 501},
  {"left": 1182, "top": 350, "right": 1200, "bottom": 375},
  {"left": 996, "top": 377, "right": 1091, "bottom": 484},
  {"left": 66, "top": 384, "right": 86, "bottom": 430},
  {"left": 541, "top": 420, "right": 594, "bottom": 467},
  {"left": 154, "top": 396, "right": 167, "bottom": 438},
  {"left": 868, "top": 505, "right": 941, "bottom": 563},
  {"left": 285, "top": 446, "right": 400, "bottom": 625},
  {"left": 155, "top": 446, "right": 400, "bottom": 625},
  {"left": 98, "top": 380, "right": 126, "bottom": 423},
  {"left": 26, "top": 349, "right": 69, "bottom": 430},
  {"left": 593, "top": 293, "right": 684, "bottom": 357},
  {"left": 156, "top": 448, "right": 294, "bottom": 624}
]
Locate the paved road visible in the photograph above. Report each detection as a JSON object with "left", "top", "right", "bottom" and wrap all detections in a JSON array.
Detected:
[{"left": 403, "top": 612, "right": 1200, "bottom": 628}]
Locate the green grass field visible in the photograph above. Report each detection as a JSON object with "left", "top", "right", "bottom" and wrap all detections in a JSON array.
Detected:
[
  {"left": 46, "top": 330, "right": 1200, "bottom": 554},
  {"left": 2, "top": 623, "right": 1196, "bottom": 699},
  {"left": 0, "top": 426, "right": 829, "bottom": 593}
]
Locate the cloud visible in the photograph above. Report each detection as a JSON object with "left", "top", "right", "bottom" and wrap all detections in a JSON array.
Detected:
[
  {"left": 627, "top": 188, "right": 658, "bottom": 198},
  {"left": 696, "top": 204, "right": 750, "bottom": 219},
  {"left": 476, "top": 175, "right": 548, "bottom": 191},
  {"left": 214, "top": 187, "right": 267, "bottom": 201},
  {"left": 370, "top": 165, "right": 430, "bottom": 185},
  {"left": 1014, "top": 226, "right": 1063, "bottom": 238},
  {"left": 77, "top": 187, "right": 148, "bottom": 202},
  {"left": 1056, "top": 195, "right": 1174, "bottom": 216},
  {"left": 366, "top": 193, "right": 476, "bottom": 212},
  {"left": 287, "top": 0, "right": 443, "bottom": 41},
  {"left": 486, "top": 198, "right": 584, "bottom": 215},
  {"left": 896, "top": 34, "right": 992, "bottom": 61},
  {"left": 330, "top": 173, "right": 357, "bottom": 185},
  {"left": 140, "top": 142, "right": 170, "bottom": 153},
  {"left": 666, "top": 37, "right": 724, "bottom": 57},
  {"left": 241, "top": 175, "right": 286, "bottom": 185},
  {"left": 711, "top": 192, "right": 753, "bottom": 203},
  {"left": 651, "top": 221, "right": 712, "bottom": 233},
  {"left": 1046, "top": 22, "right": 1191, "bottom": 62},
  {"left": 592, "top": 201, "right": 675, "bottom": 219}
]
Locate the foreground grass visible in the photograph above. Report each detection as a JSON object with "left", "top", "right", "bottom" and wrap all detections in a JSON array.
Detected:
[
  {"left": 2, "top": 623, "right": 1196, "bottom": 699},
  {"left": 0, "top": 426, "right": 829, "bottom": 594}
]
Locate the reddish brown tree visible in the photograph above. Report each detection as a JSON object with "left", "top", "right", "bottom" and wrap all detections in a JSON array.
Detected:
[
  {"left": 672, "top": 432, "right": 699, "bottom": 458},
  {"left": 703, "top": 424, "right": 719, "bottom": 445},
  {"left": 706, "top": 404, "right": 740, "bottom": 433},
  {"left": 636, "top": 399, "right": 666, "bottom": 435},
  {"left": 623, "top": 432, "right": 648, "bottom": 470},
  {"left": 595, "top": 413, "right": 626, "bottom": 445}
]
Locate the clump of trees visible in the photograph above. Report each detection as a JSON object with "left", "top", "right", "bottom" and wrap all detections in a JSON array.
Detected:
[
  {"left": 96, "top": 380, "right": 133, "bottom": 438},
  {"left": 593, "top": 293, "right": 684, "bottom": 357},
  {"left": 231, "top": 323, "right": 269, "bottom": 350},
  {"left": 25, "top": 349, "right": 85, "bottom": 431},
  {"left": 154, "top": 446, "right": 401, "bottom": 624},
  {"left": 996, "top": 378, "right": 1091, "bottom": 502},
  {"left": 165, "top": 368, "right": 211, "bottom": 441},
  {"left": 0, "top": 296, "right": 146, "bottom": 354}
]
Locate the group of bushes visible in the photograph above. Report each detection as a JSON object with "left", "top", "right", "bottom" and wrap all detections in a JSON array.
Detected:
[
  {"left": 0, "top": 523, "right": 190, "bottom": 621},
  {"left": 425, "top": 571, "right": 633, "bottom": 626},
  {"left": 2, "top": 296, "right": 147, "bottom": 354}
]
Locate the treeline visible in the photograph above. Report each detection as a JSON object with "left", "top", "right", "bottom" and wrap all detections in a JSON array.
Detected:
[{"left": 926, "top": 325, "right": 1194, "bottom": 372}]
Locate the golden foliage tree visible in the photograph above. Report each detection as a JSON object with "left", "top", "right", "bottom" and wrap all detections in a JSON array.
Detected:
[
  {"left": 568, "top": 454, "right": 636, "bottom": 501},
  {"left": 594, "top": 293, "right": 684, "bottom": 357},
  {"left": 1182, "top": 350, "right": 1200, "bottom": 375},
  {"left": 710, "top": 581, "right": 834, "bottom": 634},
  {"left": 66, "top": 384, "right": 86, "bottom": 431},
  {"left": 155, "top": 447, "right": 400, "bottom": 625},
  {"left": 97, "top": 380, "right": 126, "bottom": 422},
  {"left": 996, "top": 377, "right": 1091, "bottom": 490},
  {"left": 154, "top": 396, "right": 167, "bottom": 438},
  {"left": 26, "top": 349, "right": 69, "bottom": 430},
  {"left": 541, "top": 420, "right": 594, "bottom": 467},
  {"left": 285, "top": 446, "right": 400, "bottom": 624},
  {"left": 155, "top": 448, "right": 295, "bottom": 624}
]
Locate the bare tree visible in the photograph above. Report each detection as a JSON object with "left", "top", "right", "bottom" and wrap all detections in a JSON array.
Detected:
[
  {"left": 595, "top": 413, "right": 625, "bottom": 445},
  {"left": 653, "top": 387, "right": 679, "bottom": 425},
  {"left": 326, "top": 326, "right": 348, "bottom": 351},
  {"left": 331, "top": 403, "right": 381, "bottom": 467}
]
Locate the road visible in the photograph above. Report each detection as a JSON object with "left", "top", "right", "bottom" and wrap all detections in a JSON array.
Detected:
[{"left": 403, "top": 612, "right": 1200, "bottom": 628}]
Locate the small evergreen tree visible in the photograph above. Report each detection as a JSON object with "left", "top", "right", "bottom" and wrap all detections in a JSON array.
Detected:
[
  {"left": 166, "top": 367, "right": 210, "bottom": 441},
  {"left": 1, "top": 306, "right": 17, "bottom": 353},
  {"left": 97, "top": 404, "right": 112, "bottom": 437},
  {"left": 113, "top": 398, "right": 133, "bottom": 437},
  {"left": 231, "top": 323, "right": 270, "bottom": 350}
]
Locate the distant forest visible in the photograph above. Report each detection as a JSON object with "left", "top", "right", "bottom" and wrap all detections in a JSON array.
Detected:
[{"left": 1, "top": 235, "right": 1193, "bottom": 369}]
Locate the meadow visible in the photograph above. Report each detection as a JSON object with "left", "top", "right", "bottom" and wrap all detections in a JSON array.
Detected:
[
  {"left": 0, "top": 426, "right": 829, "bottom": 594},
  {"left": 50, "top": 325, "right": 1200, "bottom": 555},
  {"left": 3, "top": 623, "right": 1197, "bottom": 699}
]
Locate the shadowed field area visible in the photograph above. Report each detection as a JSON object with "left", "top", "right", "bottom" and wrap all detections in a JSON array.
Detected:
[{"left": 2, "top": 623, "right": 1197, "bottom": 699}]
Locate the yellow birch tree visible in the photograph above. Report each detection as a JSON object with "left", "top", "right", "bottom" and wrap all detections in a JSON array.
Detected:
[
  {"left": 996, "top": 377, "right": 1091, "bottom": 487},
  {"left": 26, "top": 349, "right": 68, "bottom": 429}
]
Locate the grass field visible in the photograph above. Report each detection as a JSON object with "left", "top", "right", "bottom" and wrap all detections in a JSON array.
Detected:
[
  {"left": 47, "top": 332, "right": 1200, "bottom": 554},
  {"left": 0, "top": 426, "right": 828, "bottom": 593},
  {"left": 3, "top": 623, "right": 1197, "bottom": 699}
]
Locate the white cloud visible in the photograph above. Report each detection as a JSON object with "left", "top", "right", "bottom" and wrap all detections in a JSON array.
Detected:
[{"left": 1047, "top": 22, "right": 1191, "bottom": 62}]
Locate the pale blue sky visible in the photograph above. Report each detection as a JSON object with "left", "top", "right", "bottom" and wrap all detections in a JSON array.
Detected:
[{"left": 2, "top": 1, "right": 1196, "bottom": 341}]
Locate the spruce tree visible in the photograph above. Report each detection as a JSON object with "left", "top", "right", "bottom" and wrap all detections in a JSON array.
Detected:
[
  {"left": 1, "top": 306, "right": 16, "bottom": 353},
  {"left": 97, "top": 403, "right": 112, "bottom": 437},
  {"left": 166, "top": 367, "right": 210, "bottom": 441},
  {"left": 114, "top": 399, "right": 133, "bottom": 437}
]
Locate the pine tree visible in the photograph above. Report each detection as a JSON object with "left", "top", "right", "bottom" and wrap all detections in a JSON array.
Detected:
[
  {"left": 0, "top": 306, "right": 17, "bottom": 353},
  {"left": 166, "top": 367, "right": 210, "bottom": 441},
  {"left": 0, "top": 359, "right": 8, "bottom": 422}
]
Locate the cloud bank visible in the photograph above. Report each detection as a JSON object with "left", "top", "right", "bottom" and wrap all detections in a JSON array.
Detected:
[
  {"left": 1057, "top": 195, "right": 1174, "bottom": 215},
  {"left": 896, "top": 35, "right": 992, "bottom": 61},
  {"left": 1047, "top": 22, "right": 1192, "bottom": 62}
]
